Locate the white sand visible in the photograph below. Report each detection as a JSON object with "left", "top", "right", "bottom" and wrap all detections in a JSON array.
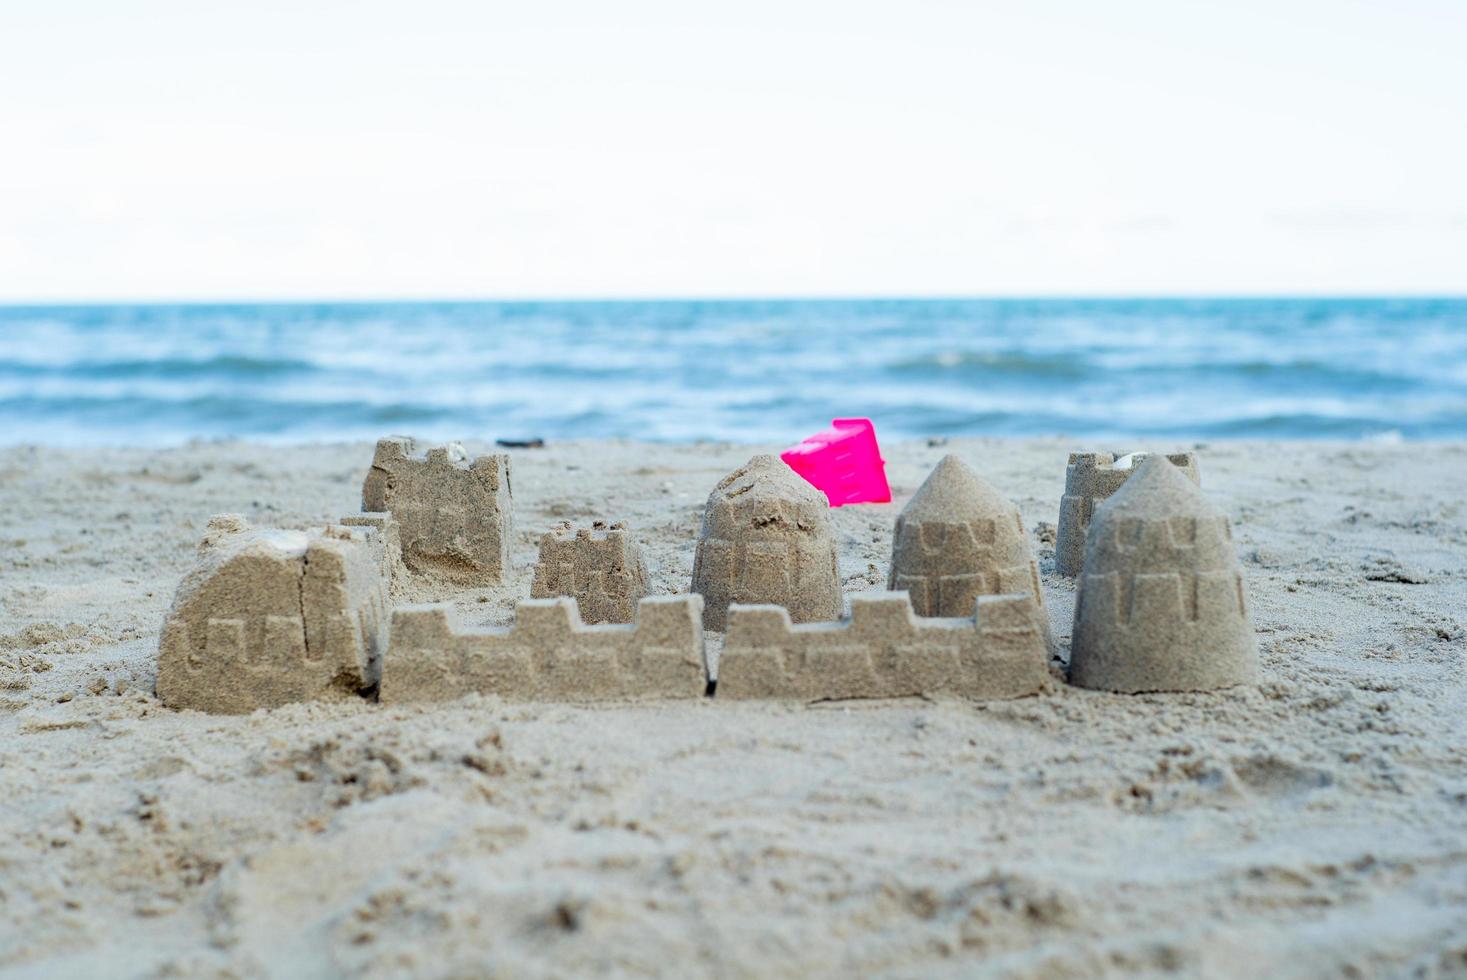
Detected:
[{"left": 1, "top": 438, "right": 1465, "bottom": 978}]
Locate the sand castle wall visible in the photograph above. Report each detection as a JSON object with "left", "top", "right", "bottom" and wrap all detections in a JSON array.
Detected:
[
  {"left": 157, "top": 515, "right": 396, "bottom": 714},
  {"left": 1069, "top": 456, "right": 1257, "bottom": 693},
  {"left": 379, "top": 595, "right": 707, "bottom": 703},
  {"left": 530, "top": 525, "right": 649, "bottom": 624},
  {"left": 717, "top": 591, "right": 1050, "bottom": 701},
  {"left": 691, "top": 455, "right": 843, "bottom": 631},
  {"left": 1055, "top": 451, "right": 1200, "bottom": 576},
  {"left": 362, "top": 436, "right": 513, "bottom": 584}
]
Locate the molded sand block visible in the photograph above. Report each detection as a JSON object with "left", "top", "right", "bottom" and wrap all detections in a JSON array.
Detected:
[
  {"left": 362, "top": 436, "right": 513, "bottom": 584},
  {"left": 339, "top": 512, "right": 407, "bottom": 592},
  {"left": 691, "top": 455, "right": 843, "bottom": 631},
  {"left": 1069, "top": 455, "right": 1257, "bottom": 693},
  {"left": 1055, "top": 451, "right": 1200, "bottom": 576},
  {"left": 157, "top": 515, "right": 394, "bottom": 714},
  {"left": 530, "top": 524, "right": 649, "bottom": 624},
  {"left": 781, "top": 418, "right": 892, "bottom": 506},
  {"left": 717, "top": 590, "right": 1049, "bottom": 701},
  {"left": 887, "top": 455, "right": 1056, "bottom": 655},
  {"left": 379, "top": 595, "right": 707, "bottom": 702}
]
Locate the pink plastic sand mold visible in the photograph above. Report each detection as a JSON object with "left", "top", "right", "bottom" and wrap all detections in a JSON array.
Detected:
[{"left": 780, "top": 418, "right": 892, "bottom": 507}]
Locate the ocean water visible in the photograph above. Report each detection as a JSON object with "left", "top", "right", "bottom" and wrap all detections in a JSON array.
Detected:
[{"left": 1, "top": 298, "right": 1464, "bottom": 446}]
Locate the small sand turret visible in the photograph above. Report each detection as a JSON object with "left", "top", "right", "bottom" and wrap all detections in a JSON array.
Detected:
[
  {"left": 362, "top": 436, "right": 513, "bottom": 584},
  {"left": 1069, "top": 455, "right": 1257, "bottom": 693},
  {"left": 691, "top": 455, "right": 843, "bottom": 632},
  {"left": 1055, "top": 451, "right": 1200, "bottom": 576},
  {"left": 887, "top": 455, "right": 1055, "bottom": 654},
  {"left": 531, "top": 524, "right": 649, "bottom": 624}
]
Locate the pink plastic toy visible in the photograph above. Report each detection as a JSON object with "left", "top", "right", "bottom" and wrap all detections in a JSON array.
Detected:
[{"left": 780, "top": 418, "right": 892, "bottom": 507}]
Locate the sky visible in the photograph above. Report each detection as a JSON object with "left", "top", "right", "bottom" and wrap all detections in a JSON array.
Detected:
[{"left": 0, "top": 0, "right": 1464, "bottom": 301}]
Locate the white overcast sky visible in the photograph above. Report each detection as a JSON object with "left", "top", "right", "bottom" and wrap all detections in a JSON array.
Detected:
[{"left": 1, "top": 0, "right": 1464, "bottom": 301}]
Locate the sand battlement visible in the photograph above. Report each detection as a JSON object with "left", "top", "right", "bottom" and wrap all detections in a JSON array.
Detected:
[
  {"left": 379, "top": 595, "right": 707, "bottom": 703},
  {"left": 894, "top": 517, "right": 1007, "bottom": 554},
  {"left": 1065, "top": 450, "right": 1197, "bottom": 474},
  {"left": 536, "top": 526, "right": 636, "bottom": 564},
  {"left": 1103, "top": 514, "right": 1233, "bottom": 553},
  {"left": 717, "top": 590, "right": 1050, "bottom": 701},
  {"left": 1075, "top": 569, "right": 1248, "bottom": 625},
  {"left": 370, "top": 435, "right": 491, "bottom": 472}
]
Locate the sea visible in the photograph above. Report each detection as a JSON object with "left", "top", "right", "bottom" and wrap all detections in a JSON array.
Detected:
[{"left": 1, "top": 298, "right": 1464, "bottom": 446}]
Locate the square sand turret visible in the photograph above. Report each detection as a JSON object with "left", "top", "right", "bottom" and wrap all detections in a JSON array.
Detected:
[
  {"left": 379, "top": 595, "right": 707, "bottom": 702},
  {"left": 717, "top": 591, "right": 1050, "bottom": 701},
  {"left": 1055, "top": 451, "right": 1199, "bottom": 577},
  {"left": 362, "top": 436, "right": 514, "bottom": 584},
  {"left": 530, "top": 524, "right": 650, "bottom": 624},
  {"left": 157, "top": 514, "right": 396, "bottom": 714}
]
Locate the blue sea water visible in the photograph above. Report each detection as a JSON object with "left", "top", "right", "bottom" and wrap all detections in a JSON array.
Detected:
[{"left": 1, "top": 298, "right": 1464, "bottom": 446}]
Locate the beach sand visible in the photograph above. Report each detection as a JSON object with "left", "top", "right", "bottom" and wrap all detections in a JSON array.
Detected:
[{"left": 1, "top": 438, "right": 1464, "bottom": 978}]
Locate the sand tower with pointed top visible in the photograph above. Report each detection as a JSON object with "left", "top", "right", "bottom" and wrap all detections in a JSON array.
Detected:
[
  {"left": 1069, "top": 455, "right": 1257, "bottom": 693},
  {"left": 691, "top": 454, "right": 843, "bottom": 631},
  {"left": 887, "top": 455, "right": 1055, "bottom": 654},
  {"left": 1055, "top": 451, "right": 1200, "bottom": 577}
]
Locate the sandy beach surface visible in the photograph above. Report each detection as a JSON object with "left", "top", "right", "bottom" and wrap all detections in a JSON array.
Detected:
[{"left": 1, "top": 437, "right": 1465, "bottom": 978}]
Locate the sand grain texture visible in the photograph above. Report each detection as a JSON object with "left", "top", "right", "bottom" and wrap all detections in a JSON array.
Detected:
[{"left": 1, "top": 438, "right": 1465, "bottom": 978}]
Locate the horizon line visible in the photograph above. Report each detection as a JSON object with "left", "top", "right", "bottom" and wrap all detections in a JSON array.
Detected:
[{"left": 2, "top": 291, "right": 1466, "bottom": 308}]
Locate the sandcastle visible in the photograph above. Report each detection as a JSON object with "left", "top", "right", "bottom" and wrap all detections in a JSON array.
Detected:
[
  {"left": 530, "top": 523, "right": 649, "bottom": 624},
  {"left": 378, "top": 595, "right": 707, "bottom": 702},
  {"left": 1069, "top": 455, "right": 1257, "bottom": 693},
  {"left": 717, "top": 591, "right": 1050, "bottom": 701},
  {"left": 691, "top": 455, "right": 843, "bottom": 631},
  {"left": 156, "top": 514, "right": 396, "bottom": 714},
  {"left": 154, "top": 434, "right": 1267, "bottom": 711},
  {"left": 887, "top": 455, "right": 1055, "bottom": 655},
  {"left": 1055, "top": 451, "right": 1200, "bottom": 576},
  {"left": 362, "top": 436, "right": 514, "bottom": 584}
]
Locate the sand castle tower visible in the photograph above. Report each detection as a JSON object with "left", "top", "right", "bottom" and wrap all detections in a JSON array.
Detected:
[
  {"left": 1069, "top": 455, "right": 1257, "bottom": 693},
  {"left": 1055, "top": 451, "right": 1200, "bottom": 576},
  {"left": 530, "top": 524, "right": 650, "bottom": 624},
  {"left": 887, "top": 455, "right": 1055, "bottom": 654},
  {"left": 157, "top": 515, "right": 393, "bottom": 713},
  {"left": 691, "top": 454, "right": 842, "bottom": 631},
  {"left": 362, "top": 436, "right": 513, "bottom": 584}
]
